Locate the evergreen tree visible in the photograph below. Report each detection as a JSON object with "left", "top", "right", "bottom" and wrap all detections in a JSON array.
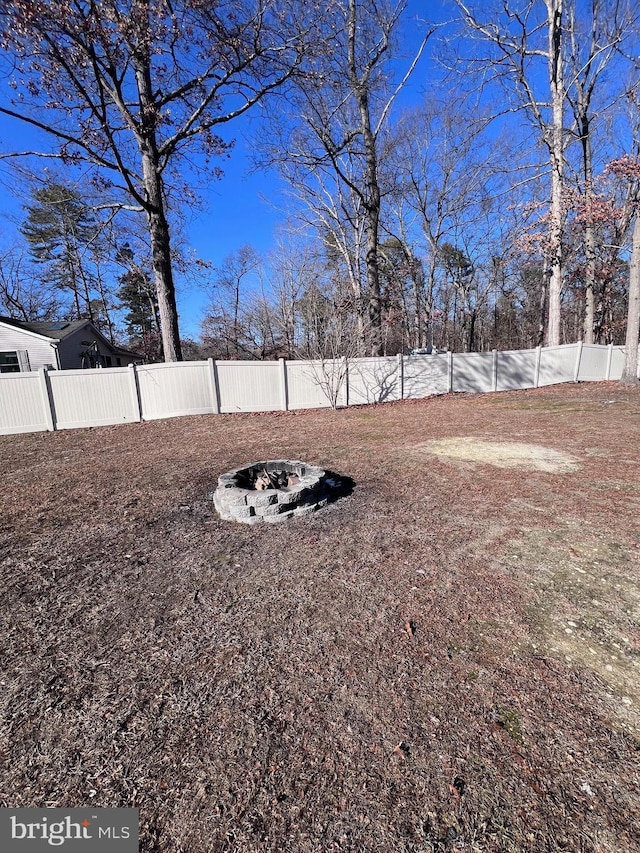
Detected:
[
  {"left": 115, "top": 244, "right": 161, "bottom": 360},
  {"left": 21, "top": 183, "right": 99, "bottom": 323}
]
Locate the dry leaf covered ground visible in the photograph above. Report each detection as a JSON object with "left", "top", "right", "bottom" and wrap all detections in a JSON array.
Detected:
[{"left": 1, "top": 381, "right": 639, "bottom": 852}]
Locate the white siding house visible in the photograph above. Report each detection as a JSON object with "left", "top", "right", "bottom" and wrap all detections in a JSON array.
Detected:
[{"left": 0, "top": 317, "right": 139, "bottom": 372}]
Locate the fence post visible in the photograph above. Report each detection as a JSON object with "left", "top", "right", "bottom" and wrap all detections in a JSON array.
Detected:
[
  {"left": 343, "top": 357, "right": 350, "bottom": 407},
  {"left": 492, "top": 349, "right": 498, "bottom": 392},
  {"left": 128, "top": 363, "right": 142, "bottom": 422},
  {"left": 207, "top": 358, "right": 221, "bottom": 414},
  {"left": 448, "top": 351, "right": 454, "bottom": 393},
  {"left": 573, "top": 341, "right": 584, "bottom": 383},
  {"left": 605, "top": 343, "right": 613, "bottom": 380},
  {"left": 397, "top": 352, "right": 404, "bottom": 400},
  {"left": 279, "top": 358, "right": 289, "bottom": 411},
  {"left": 38, "top": 367, "right": 56, "bottom": 431},
  {"left": 534, "top": 346, "right": 542, "bottom": 388}
]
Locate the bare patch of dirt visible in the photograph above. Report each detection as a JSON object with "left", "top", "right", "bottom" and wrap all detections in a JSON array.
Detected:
[
  {"left": 1, "top": 381, "right": 640, "bottom": 852},
  {"left": 414, "top": 437, "right": 580, "bottom": 473},
  {"left": 510, "top": 525, "right": 640, "bottom": 731}
]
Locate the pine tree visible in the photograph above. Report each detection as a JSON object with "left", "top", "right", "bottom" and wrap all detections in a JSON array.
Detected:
[
  {"left": 21, "top": 183, "right": 99, "bottom": 322},
  {"left": 116, "top": 244, "right": 162, "bottom": 361}
]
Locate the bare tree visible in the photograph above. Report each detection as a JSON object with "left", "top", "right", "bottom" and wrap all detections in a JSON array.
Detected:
[
  {"left": 275, "top": 167, "right": 369, "bottom": 355},
  {"left": 202, "top": 245, "right": 262, "bottom": 359},
  {"left": 265, "top": 0, "right": 433, "bottom": 356},
  {"left": 297, "top": 280, "right": 360, "bottom": 408},
  {"left": 0, "top": 0, "right": 308, "bottom": 360},
  {"left": 266, "top": 237, "right": 324, "bottom": 359},
  {"left": 455, "top": 0, "right": 567, "bottom": 345},
  {"left": 387, "top": 95, "right": 502, "bottom": 351},
  {"left": 0, "top": 243, "right": 60, "bottom": 319},
  {"left": 565, "top": 0, "right": 638, "bottom": 343}
]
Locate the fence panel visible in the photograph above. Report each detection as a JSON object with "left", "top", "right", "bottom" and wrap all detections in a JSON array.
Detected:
[
  {"left": 538, "top": 344, "right": 578, "bottom": 386},
  {"left": 285, "top": 361, "right": 335, "bottom": 409},
  {"left": 348, "top": 356, "right": 400, "bottom": 405},
  {"left": 452, "top": 352, "right": 493, "bottom": 392},
  {"left": 48, "top": 368, "right": 138, "bottom": 429},
  {"left": 403, "top": 354, "right": 449, "bottom": 398},
  {"left": 607, "top": 346, "right": 626, "bottom": 380},
  {"left": 216, "top": 361, "right": 283, "bottom": 413},
  {"left": 136, "top": 361, "right": 214, "bottom": 420},
  {"left": 577, "top": 345, "right": 608, "bottom": 382},
  {"left": 0, "top": 372, "right": 49, "bottom": 434},
  {"left": 496, "top": 349, "right": 538, "bottom": 391}
]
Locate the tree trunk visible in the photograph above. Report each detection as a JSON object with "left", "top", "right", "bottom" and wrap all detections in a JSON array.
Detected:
[
  {"left": 468, "top": 308, "right": 476, "bottom": 353},
  {"left": 546, "top": 0, "right": 564, "bottom": 346},
  {"left": 583, "top": 214, "right": 596, "bottom": 342},
  {"left": 621, "top": 214, "right": 640, "bottom": 384},
  {"left": 402, "top": 244, "right": 424, "bottom": 350},
  {"left": 537, "top": 265, "right": 549, "bottom": 347},
  {"left": 74, "top": 245, "right": 95, "bottom": 325},
  {"left": 97, "top": 276, "right": 115, "bottom": 343},
  {"left": 581, "top": 117, "right": 596, "bottom": 343},
  {"left": 412, "top": 273, "right": 423, "bottom": 349},
  {"left": 134, "top": 44, "right": 182, "bottom": 362},
  {"left": 142, "top": 158, "right": 183, "bottom": 362},
  {"left": 364, "top": 199, "right": 383, "bottom": 357},
  {"left": 426, "top": 242, "right": 438, "bottom": 350},
  {"left": 65, "top": 231, "right": 83, "bottom": 320},
  {"left": 348, "top": 0, "right": 383, "bottom": 357},
  {"left": 342, "top": 255, "right": 367, "bottom": 356}
]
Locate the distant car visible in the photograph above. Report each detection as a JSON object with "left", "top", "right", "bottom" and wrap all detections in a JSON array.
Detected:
[{"left": 408, "top": 347, "right": 446, "bottom": 355}]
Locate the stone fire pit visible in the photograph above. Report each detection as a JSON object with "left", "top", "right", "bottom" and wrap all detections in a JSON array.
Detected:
[{"left": 212, "top": 459, "right": 334, "bottom": 524}]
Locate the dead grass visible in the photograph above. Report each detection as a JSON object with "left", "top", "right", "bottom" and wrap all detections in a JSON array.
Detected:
[
  {"left": 1, "top": 381, "right": 640, "bottom": 852},
  {"left": 411, "top": 437, "right": 579, "bottom": 472}
]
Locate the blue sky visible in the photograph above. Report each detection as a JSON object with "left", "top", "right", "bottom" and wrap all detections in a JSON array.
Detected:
[
  {"left": 0, "top": 108, "right": 288, "bottom": 339},
  {"left": 177, "top": 122, "right": 286, "bottom": 337},
  {"left": 176, "top": 0, "right": 446, "bottom": 338},
  {"left": 0, "top": 1, "right": 449, "bottom": 340},
  {"left": 177, "top": 1, "right": 446, "bottom": 337}
]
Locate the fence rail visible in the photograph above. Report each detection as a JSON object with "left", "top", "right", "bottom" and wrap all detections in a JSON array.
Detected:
[{"left": 0, "top": 343, "right": 630, "bottom": 436}]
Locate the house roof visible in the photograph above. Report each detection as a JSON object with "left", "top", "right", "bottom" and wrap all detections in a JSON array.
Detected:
[
  {"left": 0, "top": 316, "right": 88, "bottom": 340},
  {"left": 0, "top": 316, "right": 140, "bottom": 357}
]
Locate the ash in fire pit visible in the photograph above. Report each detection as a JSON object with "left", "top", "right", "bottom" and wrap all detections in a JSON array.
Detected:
[{"left": 212, "top": 460, "right": 349, "bottom": 524}]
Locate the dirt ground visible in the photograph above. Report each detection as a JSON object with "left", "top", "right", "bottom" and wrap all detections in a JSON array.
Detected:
[{"left": 1, "top": 381, "right": 639, "bottom": 852}]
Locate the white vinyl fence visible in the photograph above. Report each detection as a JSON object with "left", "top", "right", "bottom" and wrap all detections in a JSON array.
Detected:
[{"left": 0, "top": 342, "right": 630, "bottom": 436}]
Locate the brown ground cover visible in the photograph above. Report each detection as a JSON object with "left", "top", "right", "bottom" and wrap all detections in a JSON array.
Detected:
[{"left": 1, "top": 381, "right": 639, "bottom": 852}]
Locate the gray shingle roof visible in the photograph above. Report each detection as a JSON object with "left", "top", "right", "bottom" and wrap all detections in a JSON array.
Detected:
[
  {"left": 0, "top": 316, "right": 140, "bottom": 357},
  {"left": 0, "top": 316, "right": 88, "bottom": 340}
]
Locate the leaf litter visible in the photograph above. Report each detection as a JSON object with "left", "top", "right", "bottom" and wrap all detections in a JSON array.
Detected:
[{"left": 1, "top": 381, "right": 639, "bottom": 852}]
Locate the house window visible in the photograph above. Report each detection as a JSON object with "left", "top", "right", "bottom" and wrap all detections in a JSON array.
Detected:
[
  {"left": 105, "top": 355, "right": 113, "bottom": 367},
  {"left": 0, "top": 351, "right": 20, "bottom": 373},
  {"left": 0, "top": 350, "right": 31, "bottom": 373}
]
